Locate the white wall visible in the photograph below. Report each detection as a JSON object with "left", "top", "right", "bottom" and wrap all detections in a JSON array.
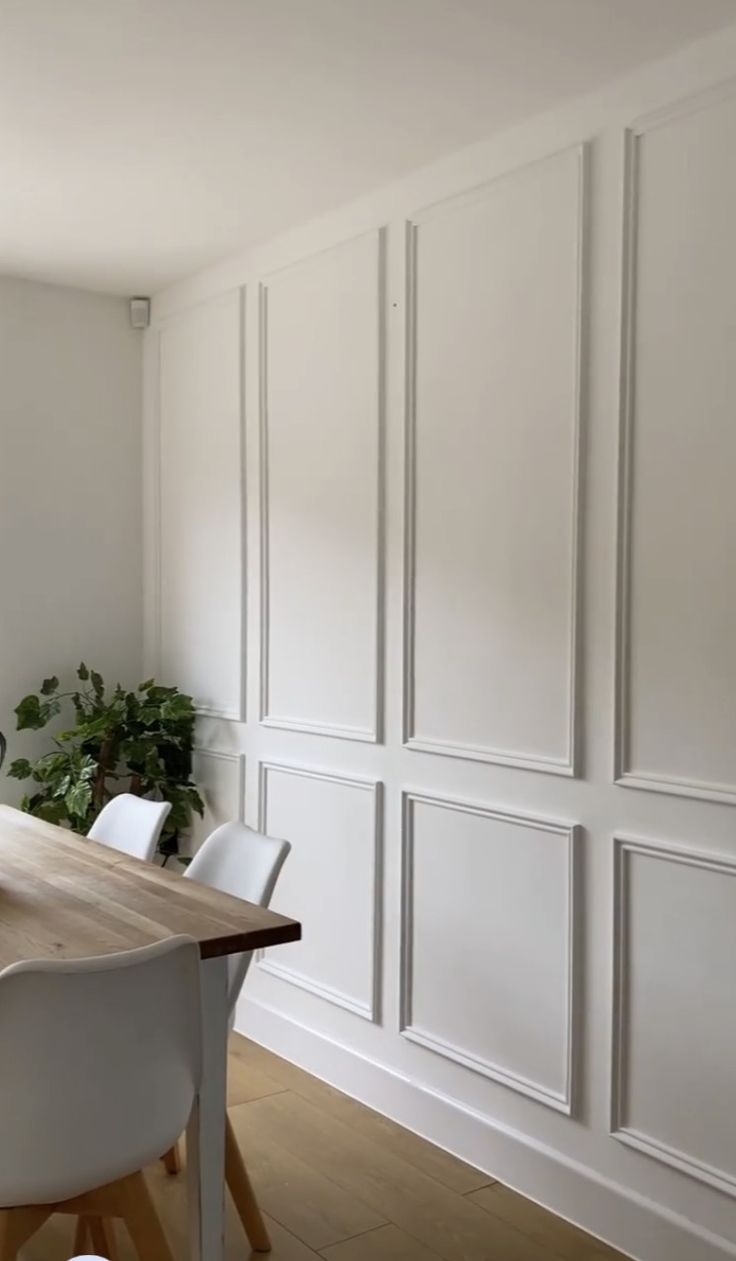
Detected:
[
  {"left": 0, "top": 277, "right": 142, "bottom": 790},
  {"left": 145, "top": 24, "right": 736, "bottom": 1261}
]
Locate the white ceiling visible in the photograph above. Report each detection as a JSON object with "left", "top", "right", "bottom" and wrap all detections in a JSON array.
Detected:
[{"left": 1, "top": 0, "right": 734, "bottom": 295}]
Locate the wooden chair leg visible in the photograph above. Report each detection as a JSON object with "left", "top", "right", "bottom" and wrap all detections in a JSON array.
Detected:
[
  {"left": 225, "top": 1114, "right": 271, "bottom": 1252},
  {"left": 89, "top": 1214, "right": 120, "bottom": 1260},
  {"left": 72, "top": 1214, "right": 119, "bottom": 1260},
  {"left": 0, "top": 1207, "right": 52, "bottom": 1260},
  {"left": 0, "top": 1210, "right": 19, "bottom": 1261},
  {"left": 119, "top": 1171, "right": 175, "bottom": 1261},
  {"left": 73, "top": 1216, "right": 90, "bottom": 1254},
  {"left": 161, "top": 1140, "right": 181, "bottom": 1176}
]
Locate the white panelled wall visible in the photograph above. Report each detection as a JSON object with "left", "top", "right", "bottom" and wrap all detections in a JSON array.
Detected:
[{"left": 144, "top": 25, "right": 736, "bottom": 1261}]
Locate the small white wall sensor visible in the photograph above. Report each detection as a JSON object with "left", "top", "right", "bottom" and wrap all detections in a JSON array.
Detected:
[{"left": 129, "top": 297, "right": 150, "bottom": 329}]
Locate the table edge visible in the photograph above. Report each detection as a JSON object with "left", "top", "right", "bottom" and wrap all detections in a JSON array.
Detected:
[{"left": 199, "top": 920, "right": 302, "bottom": 959}]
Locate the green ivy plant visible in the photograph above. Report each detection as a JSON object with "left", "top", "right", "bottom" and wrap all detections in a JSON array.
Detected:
[{"left": 7, "top": 665, "right": 203, "bottom": 860}]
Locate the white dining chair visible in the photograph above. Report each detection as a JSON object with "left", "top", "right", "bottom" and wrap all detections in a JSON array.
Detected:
[
  {"left": 87, "top": 794, "right": 171, "bottom": 863},
  {"left": 187, "top": 821, "right": 291, "bottom": 1017},
  {"left": 0, "top": 935, "right": 201, "bottom": 1261},
  {"left": 163, "top": 822, "right": 291, "bottom": 1251}
]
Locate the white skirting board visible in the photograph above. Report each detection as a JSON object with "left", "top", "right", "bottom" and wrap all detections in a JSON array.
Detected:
[{"left": 237, "top": 998, "right": 736, "bottom": 1261}]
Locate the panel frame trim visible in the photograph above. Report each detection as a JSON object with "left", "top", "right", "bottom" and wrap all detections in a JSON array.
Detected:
[
  {"left": 400, "top": 789, "right": 579, "bottom": 1114},
  {"left": 257, "top": 759, "right": 383, "bottom": 1022},
  {"left": 258, "top": 229, "right": 387, "bottom": 744},
  {"left": 192, "top": 746, "right": 246, "bottom": 822},
  {"left": 614, "top": 84, "right": 736, "bottom": 804},
  {"left": 402, "top": 144, "right": 587, "bottom": 775},
  {"left": 611, "top": 834, "right": 736, "bottom": 1196}
]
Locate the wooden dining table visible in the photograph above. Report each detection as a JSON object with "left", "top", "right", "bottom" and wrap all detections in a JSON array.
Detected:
[{"left": 0, "top": 804, "right": 301, "bottom": 1261}]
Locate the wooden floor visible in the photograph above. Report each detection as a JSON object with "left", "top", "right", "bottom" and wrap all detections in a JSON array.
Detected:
[{"left": 21, "top": 1035, "right": 627, "bottom": 1261}]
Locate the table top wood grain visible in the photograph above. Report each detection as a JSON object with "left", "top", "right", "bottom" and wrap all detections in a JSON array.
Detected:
[{"left": 0, "top": 805, "right": 301, "bottom": 968}]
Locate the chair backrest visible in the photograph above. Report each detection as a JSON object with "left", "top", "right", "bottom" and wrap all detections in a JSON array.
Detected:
[
  {"left": 186, "top": 821, "right": 290, "bottom": 1013},
  {"left": 0, "top": 937, "right": 201, "bottom": 1206},
  {"left": 87, "top": 793, "right": 171, "bottom": 862}
]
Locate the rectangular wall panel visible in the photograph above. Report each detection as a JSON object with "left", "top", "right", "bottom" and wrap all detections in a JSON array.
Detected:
[
  {"left": 159, "top": 291, "right": 244, "bottom": 718},
  {"left": 260, "top": 231, "right": 384, "bottom": 741},
  {"left": 612, "top": 837, "right": 736, "bottom": 1195},
  {"left": 401, "top": 793, "right": 577, "bottom": 1112},
  {"left": 258, "top": 763, "right": 382, "bottom": 1019},
  {"left": 405, "top": 147, "right": 584, "bottom": 772},
  {"left": 616, "top": 89, "right": 736, "bottom": 801},
  {"left": 189, "top": 748, "right": 244, "bottom": 854}
]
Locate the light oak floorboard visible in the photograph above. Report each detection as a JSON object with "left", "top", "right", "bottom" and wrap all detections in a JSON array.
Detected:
[
  {"left": 229, "top": 1102, "right": 386, "bottom": 1249},
  {"left": 227, "top": 1045, "right": 288, "bottom": 1106},
  {"left": 231, "top": 1035, "right": 492, "bottom": 1195},
  {"left": 321, "top": 1223, "right": 445, "bottom": 1261},
  {"left": 240, "top": 1089, "right": 562, "bottom": 1261},
  {"left": 468, "top": 1186, "right": 625, "bottom": 1261},
  {"left": 146, "top": 1161, "right": 318, "bottom": 1261}
]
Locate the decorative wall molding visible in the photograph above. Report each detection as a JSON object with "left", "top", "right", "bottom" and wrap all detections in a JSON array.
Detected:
[
  {"left": 254, "top": 959, "right": 373, "bottom": 1020},
  {"left": 154, "top": 291, "right": 247, "bottom": 724},
  {"left": 259, "top": 714, "right": 378, "bottom": 741},
  {"left": 192, "top": 746, "right": 245, "bottom": 820},
  {"left": 151, "top": 327, "right": 163, "bottom": 677},
  {"left": 627, "top": 75, "right": 736, "bottom": 137},
  {"left": 257, "top": 760, "right": 383, "bottom": 1021},
  {"left": 400, "top": 790, "right": 579, "bottom": 1113},
  {"left": 614, "top": 85, "right": 736, "bottom": 805},
  {"left": 237, "top": 283, "right": 248, "bottom": 726},
  {"left": 611, "top": 835, "right": 736, "bottom": 1196},
  {"left": 258, "top": 230, "right": 387, "bottom": 743},
  {"left": 188, "top": 746, "right": 245, "bottom": 860},
  {"left": 402, "top": 145, "right": 587, "bottom": 775},
  {"left": 194, "top": 706, "right": 242, "bottom": 721}
]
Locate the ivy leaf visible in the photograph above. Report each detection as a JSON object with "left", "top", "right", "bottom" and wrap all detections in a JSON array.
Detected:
[
  {"left": 0, "top": 730, "right": 6, "bottom": 770},
  {"left": 122, "top": 739, "right": 148, "bottom": 767},
  {"left": 65, "top": 780, "right": 93, "bottom": 819},
  {"left": 146, "top": 686, "right": 176, "bottom": 704},
  {"left": 161, "top": 694, "right": 194, "bottom": 723},
  {"left": 188, "top": 786, "right": 205, "bottom": 816},
  {"left": 34, "top": 752, "right": 70, "bottom": 783},
  {"left": 15, "top": 695, "right": 44, "bottom": 730},
  {"left": 77, "top": 662, "right": 89, "bottom": 681},
  {"left": 40, "top": 699, "right": 61, "bottom": 725},
  {"left": 33, "top": 798, "right": 69, "bottom": 825},
  {"left": 78, "top": 754, "right": 98, "bottom": 782},
  {"left": 40, "top": 676, "right": 59, "bottom": 696},
  {"left": 7, "top": 758, "right": 32, "bottom": 780},
  {"left": 138, "top": 678, "right": 155, "bottom": 692},
  {"left": 55, "top": 772, "right": 72, "bottom": 799},
  {"left": 165, "top": 798, "right": 191, "bottom": 833},
  {"left": 90, "top": 670, "right": 105, "bottom": 699},
  {"left": 65, "top": 714, "right": 112, "bottom": 743}
]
